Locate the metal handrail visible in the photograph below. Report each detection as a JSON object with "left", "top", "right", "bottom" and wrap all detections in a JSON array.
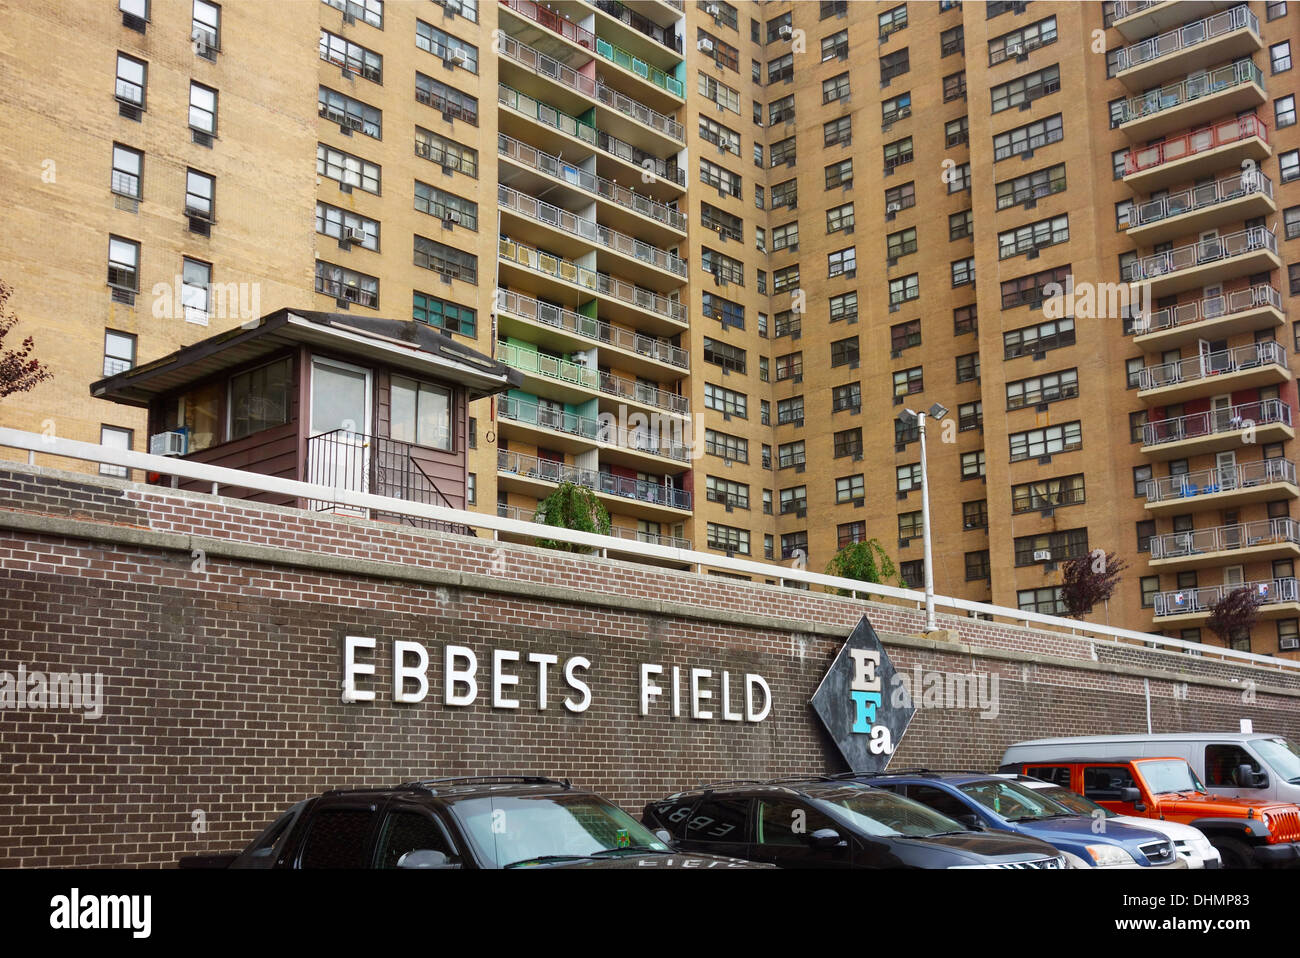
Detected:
[
  {"left": 1138, "top": 340, "right": 1286, "bottom": 390},
  {"left": 591, "top": 0, "right": 683, "bottom": 54},
  {"left": 496, "top": 340, "right": 688, "bottom": 415},
  {"left": 1117, "top": 60, "right": 1265, "bottom": 125},
  {"left": 498, "top": 449, "right": 691, "bottom": 509},
  {"left": 1145, "top": 458, "right": 1298, "bottom": 503},
  {"left": 1132, "top": 168, "right": 1272, "bottom": 229},
  {"left": 1125, "top": 113, "right": 1268, "bottom": 176},
  {"left": 1150, "top": 517, "right": 1300, "bottom": 559},
  {"left": 499, "top": 395, "right": 690, "bottom": 462},
  {"left": 1142, "top": 399, "right": 1293, "bottom": 447},
  {"left": 496, "top": 289, "right": 688, "bottom": 369},
  {"left": 497, "top": 501, "right": 691, "bottom": 549},
  {"left": 1154, "top": 577, "right": 1299, "bottom": 616},
  {"left": 1132, "top": 284, "right": 1282, "bottom": 336},
  {"left": 1123, "top": 226, "right": 1278, "bottom": 282},
  {"left": 1117, "top": 5, "right": 1257, "bottom": 73}
]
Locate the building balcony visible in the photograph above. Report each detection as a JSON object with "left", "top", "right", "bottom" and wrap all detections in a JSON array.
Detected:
[
  {"left": 1137, "top": 340, "right": 1289, "bottom": 404},
  {"left": 498, "top": 394, "right": 690, "bottom": 467},
  {"left": 1124, "top": 113, "right": 1270, "bottom": 192},
  {"left": 495, "top": 503, "right": 692, "bottom": 564},
  {"left": 496, "top": 339, "right": 688, "bottom": 418},
  {"left": 1112, "top": 0, "right": 1240, "bottom": 42},
  {"left": 1126, "top": 169, "right": 1274, "bottom": 246},
  {"left": 589, "top": 0, "right": 684, "bottom": 68},
  {"left": 1132, "top": 284, "right": 1284, "bottom": 349},
  {"left": 1115, "top": 5, "right": 1260, "bottom": 90},
  {"left": 495, "top": 289, "right": 688, "bottom": 380},
  {"left": 1145, "top": 457, "right": 1299, "bottom": 515},
  {"left": 497, "top": 237, "right": 686, "bottom": 334},
  {"left": 497, "top": 449, "right": 691, "bottom": 516},
  {"left": 1149, "top": 517, "right": 1300, "bottom": 571},
  {"left": 1122, "top": 226, "right": 1281, "bottom": 298},
  {"left": 498, "top": 133, "right": 686, "bottom": 243},
  {"left": 1115, "top": 60, "right": 1266, "bottom": 142},
  {"left": 1141, "top": 398, "right": 1294, "bottom": 459},
  {"left": 497, "top": 184, "right": 686, "bottom": 290},
  {"left": 1152, "top": 576, "right": 1300, "bottom": 623}
]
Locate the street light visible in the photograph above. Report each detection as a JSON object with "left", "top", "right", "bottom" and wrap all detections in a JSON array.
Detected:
[{"left": 898, "top": 402, "right": 947, "bottom": 633}]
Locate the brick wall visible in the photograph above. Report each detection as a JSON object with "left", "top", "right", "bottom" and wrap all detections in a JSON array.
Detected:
[{"left": 1, "top": 464, "right": 1299, "bottom": 867}]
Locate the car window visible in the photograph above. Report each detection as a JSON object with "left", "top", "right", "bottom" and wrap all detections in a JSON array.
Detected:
[
  {"left": 1026, "top": 766, "right": 1071, "bottom": 787},
  {"left": 1082, "top": 766, "right": 1137, "bottom": 800},
  {"left": 958, "top": 780, "right": 1068, "bottom": 821},
  {"left": 297, "top": 808, "right": 377, "bottom": 868},
  {"left": 682, "top": 798, "right": 751, "bottom": 843},
  {"left": 904, "top": 785, "right": 971, "bottom": 821},
  {"left": 757, "top": 799, "right": 836, "bottom": 845},
  {"left": 1205, "top": 745, "right": 1260, "bottom": 786},
  {"left": 376, "top": 810, "right": 454, "bottom": 868}
]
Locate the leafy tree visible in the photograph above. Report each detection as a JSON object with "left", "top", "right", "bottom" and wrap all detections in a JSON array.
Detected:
[
  {"left": 0, "top": 280, "right": 53, "bottom": 399},
  {"left": 1207, "top": 587, "right": 1261, "bottom": 644},
  {"left": 826, "top": 538, "right": 904, "bottom": 593},
  {"left": 532, "top": 481, "right": 611, "bottom": 552},
  {"left": 1060, "top": 550, "right": 1128, "bottom": 619}
]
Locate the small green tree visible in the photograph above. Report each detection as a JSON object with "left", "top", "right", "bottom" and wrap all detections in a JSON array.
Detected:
[
  {"left": 532, "top": 481, "right": 611, "bottom": 553},
  {"left": 826, "top": 538, "right": 904, "bottom": 593}
]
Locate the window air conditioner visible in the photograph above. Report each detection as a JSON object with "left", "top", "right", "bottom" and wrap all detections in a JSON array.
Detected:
[
  {"left": 150, "top": 431, "right": 188, "bottom": 457},
  {"left": 1033, "top": 550, "right": 1052, "bottom": 561},
  {"left": 343, "top": 226, "right": 365, "bottom": 244},
  {"left": 697, "top": 38, "right": 715, "bottom": 52}
]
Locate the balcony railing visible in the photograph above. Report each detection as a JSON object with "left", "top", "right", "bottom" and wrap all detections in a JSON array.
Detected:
[
  {"left": 498, "top": 184, "right": 687, "bottom": 278},
  {"left": 1116, "top": 5, "right": 1257, "bottom": 74},
  {"left": 1143, "top": 398, "right": 1292, "bottom": 447},
  {"left": 1131, "top": 168, "right": 1272, "bottom": 229},
  {"left": 498, "top": 237, "right": 687, "bottom": 324},
  {"left": 1133, "top": 284, "right": 1282, "bottom": 337},
  {"left": 1138, "top": 340, "right": 1286, "bottom": 391},
  {"left": 591, "top": 1, "right": 683, "bottom": 54},
  {"left": 496, "top": 289, "right": 688, "bottom": 370},
  {"left": 498, "top": 133, "right": 686, "bottom": 232},
  {"left": 1112, "top": 0, "right": 1162, "bottom": 20},
  {"left": 1150, "top": 517, "right": 1300, "bottom": 560},
  {"left": 1154, "top": 577, "right": 1298, "bottom": 616},
  {"left": 497, "top": 502, "right": 691, "bottom": 549},
  {"left": 499, "top": 394, "right": 690, "bottom": 461},
  {"left": 499, "top": 33, "right": 684, "bottom": 142},
  {"left": 1122, "top": 226, "right": 1278, "bottom": 283},
  {"left": 499, "top": 449, "right": 691, "bottom": 509},
  {"left": 1145, "top": 457, "right": 1298, "bottom": 504},
  {"left": 1115, "top": 60, "right": 1265, "bottom": 126},
  {"left": 597, "top": 130, "right": 684, "bottom": 185},
  {"left": 1125, "top": 113, "right": 1268, "bottom": 176},
  {"left": 496, "top": 340, "right": 688, "bottom": 415}
]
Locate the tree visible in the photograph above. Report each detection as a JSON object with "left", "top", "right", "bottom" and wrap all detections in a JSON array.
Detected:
[
  {"left": 826, "top": 538, "right": 904, "bottom": 593},
  {"left": 532, "top": 481, "right": 611, "bottom": 553},
  {"left": 1060, "top": 550, "right": 1128, "bottom": 619},
  {"left": 1207, "top": 587, "right": 1261, "bottom": 644},
  {"left": 0, "top": 280, "right": 53, "bottom": 399}
]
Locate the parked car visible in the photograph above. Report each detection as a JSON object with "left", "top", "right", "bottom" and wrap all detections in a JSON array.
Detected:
[
  {"left": 997, "top": 751, "right": 1300, "bottom": 869},
  {"left": 178, "top": 776, "right": 770, "bottom": 869},
  {"left": 642, "top": 777, "right": 1069, "bottom": 868},
  {"left": 855, "top": 770, "right": 1186, "bottom": 869},
  {"left": 994, "top": 773, "right": 1221, "bottom": 869}
]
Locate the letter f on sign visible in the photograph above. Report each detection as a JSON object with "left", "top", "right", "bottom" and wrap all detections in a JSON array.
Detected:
[{"left": 851, "top": 691, "right": 881, "bottom": 734}]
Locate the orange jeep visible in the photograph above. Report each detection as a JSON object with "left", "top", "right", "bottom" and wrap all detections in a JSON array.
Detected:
[{"left": 998, "top": 756, "right": 1300, "bottom": 869}]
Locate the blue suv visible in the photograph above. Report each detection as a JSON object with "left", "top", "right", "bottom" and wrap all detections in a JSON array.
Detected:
[{"left": 856, "top": 770, "right": 1185, "bottom": 869}]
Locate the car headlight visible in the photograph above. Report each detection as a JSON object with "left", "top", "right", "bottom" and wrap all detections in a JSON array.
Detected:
[{"left": 1085, "top": 844, "right": 1139, "bottom": 867}]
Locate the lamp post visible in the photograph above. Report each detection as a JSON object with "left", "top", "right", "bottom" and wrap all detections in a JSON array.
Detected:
[{"left": 899, "top": 402, "right": 947, "bottom": 633}]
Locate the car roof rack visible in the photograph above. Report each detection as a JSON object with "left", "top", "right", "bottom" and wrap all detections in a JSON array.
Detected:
[
  {"left": 404, "top": 775, "right": 572, "bottom": 790},
  {"left": 833, "top": 768, "right": 994, "bottom": 779}
]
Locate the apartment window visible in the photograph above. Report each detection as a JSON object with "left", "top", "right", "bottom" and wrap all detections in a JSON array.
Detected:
[
  {"left": 699, "top": 116, "right": 740, "bottom": 156},
  {"left": 1273, "top": 42, "right": 1293, "bottom": 74},
  {"left": 825, "top": 159, "right": 853, "bottom": 190},
  {"left": 781, "top": 532, "right": 808, "bottom": 560},
  {"left": 773, "top": 309, "right": 799, "bottom": 337},
  {"left": 1133, "top": 464, "right": 1153, "bottom": 498},
  {"left": 823, "top": 72, "right": 851, "bottom": 104},
  {"left": 958, "top": 401, "right": 982, "bottom": 431},
  {"left": 954, "top": 304, "right": 978, "bottom": 335},
  {"left": 317, "top": 142, "right": 380, "bottom": 194},
  {"left": 107, "top": 236, "right": 140, "bottom": 292},
  {"left": 414, "top": 235, "right": 477, "bottom": 283},
  {"left": 773, "top": 265, "right": 800, "bottom": 293},
  {"left": 946, "top": 163, "right": 972, "bottom": 195},
  {"left": 884, "top": 182, "right": 915, "bottom": 215},
  {"left": 767, "top": 51, "right": 794, "bottom": 84},
  {"left": 1014, "top": 529, "right": 1087, "bottom": 567},
  {"left": 996, "top": 164, "right": 1066, "bottom": 211},
  {"left": 759, "top": 357, "right": 769, "bottom": 381},
  {"left": 1009, "top": 421, "right": 1082, "bottom": 461},
  {"left": 896, "top": 463, "right": 922, "bottom": 493},
  {"left": 896, "top": 418, "right": 919, "bottom": 446},
  {"left": 882, "top": 93, "right": 911, "bottom": 127},
  {"left": 1136, "top": 576, "right": 1159, "bottom": 608},
  {"left": 705, "top": 383, "right": 747, "bottom": 419},
  {"left": 706, "top": 477, "right": 749, "bottom": 510},
  {"left": 699, "top": 158, "right": 742, "bottom": 198},
  {"left": 943, "top": 71, "right": 967, "bottom": 102},
  {"left": 755, "top": 185, "right": 765, "bottom": 210},
  {"left": 1129, "top": 410, "right": 1148, "bottom": 444},
  {"left": 316, "top": 201, "right": 378, "bottom": 251},
  {"left": 945, "top": 116, "right": 970, "bottom": 148},
  {"left": 994, "top": 114, "right": 1063, "bottom": 161},
  {"left": 778, "top": 440, "right": 806, "bottom": 469},
  {"left": 880, "top": 50, "right": 909, "bottom": 84},
  {"left": 827, "top": 202, "right": 855, "bottom": 234},
  {"left": 834, "top": 428, "right": 863, "bottom": 459},
  {"left": 824, "top": 115, "right": 852, "bottom": 148},
  {"left": 887, "top": 227, "right": 917, "bottom": 259},
  {"left": 415, "top": 20, "right": 478, "bottom": 72},
  {"left": 415, "top": 73, "right": 478, "bottom": 124},
  {"left": 120, "top": 0, "right": 149, "bottom": 26},
  {"left": 823, "top": 1, "right": 849, "bottom": 19},
  {"left": 769, "top": 136, "right": 796, "bottom": 168},
  {"left": 1012, "top": 474, "right": 1085, "bottom": 514},
  {"left": 1018, "top": 587, "right": 1066, "bottom": 616},
  {"left": 838, "top": 522, "right": 866, "bottom": 549},
  {"left": 779, "top": 486, "right": 808, "bottom": 517},
  {"left": 832, "top": 383, "right": 861, "bottom": 413},
  {"left": 700, "top": 29, "right": 740, "bottom": 72},
  {"left": 703, "top": 248, "right": 744, "bottom": 286},
  {"left": 702, "top": 337, "right": 746, "bottom": 374},
  {"left": 413, "top": 291, "right": 475, "bottom": 337},
  {"left": 179, "top": 257, "right": 211, "bottom": 324},
  {"left": 1125, "top": 356, "right": 1144, "bottom": 389},
  {"left": 316, "top": 260, "right": 378, "bottom": 308},
  {"left": 837, "top": 474, "right": 866, "bottom": 503},
  {"left": 891, "top": 319, "right": 921, "bottom": 352},
  {"left": 192, "top": 0, "right": 220, "bottom": 57},
  {"left": 414, "top": 181, "right": 478, "bottom": 231},
  {"left": 893, "top": 366, "right": 923, "bottom": 397},
  {"left": 777, "top": 396, "right": 804, "bottom": 426},
  {"left": 115, "top": 53, "right": 147, "bottom": 109},
  {"left": 775, "top": 353, "right": 803, "bottom": 382},
  {"left": 1278, "top": 619, "right": 1299, "bottom": 650},
  {"left": 1006, "top": 368, "right": 1077, "bottom": 409},
  {"left": 822, "top": 29, "right": 849, "bottom": 61},
  {"left": 879, "top": 4, "right": 908, "bottom": 37},
  {"left": 1004, "top": 316, "right": 1073, "bottom": 359},
  {"left": 99, "top": 426, "right": 133, "bottom": 477},
  {"left": 1267, "top": 0, "right": 1288, "bottom": 18},
  {"left": 951, "top": 257, "right": 975, "bottom": 287},
  {"left": 830, "top": 292, "right": 858, "bottom": 323},
  {"left": 319, "top": 85, "right": 380, "bottom": 139},
  {"left": 989, "top": 16, "right": 1057, "bottom": 64},
  {"left": 884, "top": 137, "right": 913, "bottom": 170},
  {"left": 707, "top": 523, "right": 750, "bottom": 555},
  {"left": 705, "top": 429, "right": 748, "bottom": 463},
  {"left": 766, "top": 11, "right": 793, "bottom": 42},
  {"left": 1001, "top": 264, "right": 1069, "bottom": 310},
  {"left": 320, "top": 29, "right": 382, "bottom": 82},
  {"left": 103, "top": 330, "right": 136, "bottom": 377},
  {"left": 700, "top": 202, "right": 743, "bottom": 242},
  {"left": 998, "top": 214, "right": 1069, "bottom": 260},
  {"left": 963, "top": 500, "right": 988, "bottom": 530},
  {"left": 1287, "top": 206, "right": 1300, "bottom": 241},
  {"left": 699, "top": 72, "right": 741, "bottom": 113},
  {"left": 950, "top": 210, "right": 974, "bottom": 241},
  {"left": 955, "top": 352, "right": 979, "bottom": 383},
  {"left": 768, "top": 180, "right": 797, "bottom": 213},
  {"left": 889, "top": 274, "right": 919, "bottom": 306},
  {"left": 965, "top": 551, "right": 991, "bottom": 581},
  {"left": 414, "top": 127, "right": 477, "bottom": 178},
  {"left": 1136, "top": 519, "right": 1157, "bottom": 553},
  {"left": 754, "top": 226, "right": 766, "bottom": 251},
  {"left": 322, "top": 0, "right": 383, "bottom": 27},
  {"left": 900, "top": 561, "right": 925, "bottom": 589},
  {"left": 828, "top": 247, "right": 857, "bottom": 278},
  {"left": 1282, "top": 151, "right": 1300, "bottom": 184},
  {"left": 1278, "top": 95, "right": 1297, "bottom": 129},
  {"left": 110, "top": 144, "right": 142, "bottom": 199},
  {"left": 768, "top": 94, "right": 795, "bottom": 126},
  {"left": 898, "top": 511, "right": 924, "bottom": 541},
  {"left": 830, "top": 337, "right": 860, "bottom": 368}
]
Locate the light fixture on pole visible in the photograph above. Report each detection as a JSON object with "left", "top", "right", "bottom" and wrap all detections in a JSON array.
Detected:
[{"left": 898, "top": 402, "right": 947, "bottom": 633}]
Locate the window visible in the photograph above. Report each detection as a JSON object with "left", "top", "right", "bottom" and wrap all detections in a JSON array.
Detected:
[
  {"left": 414, "top": 127, "right": 477, "bottom": 178},
  {"left": 954, "top": 304, "right": 978, "bottom": 335},
  {"left": 822, "top": 30, "right": 849, "bottom": 61},
  {"left": 1006, "top": 368, "right": 1077, "bottom": 408},
  {"left": 882, "top": 93, "right": 911, "bottom": 126},
  {"left": 834, "top": 428, "right": 863, "bottom": 459},
  {"left": 989, "top": 16, "right": 1057, "bottom": 65},
  {"left": 830, "top": 337, "right": 859, "bottom": 368},
  {"left": 1009, "top": 421, "right": 1082, "bottom": 461},
  {"left": 777, "top": 396, "right": 804, "bottom": 426},
  {"left": 699, "top": 72, "right": 741, "bottom": 113},
  {"left": 1012, "top": 474, "right": 1085, "bottom": 513},
  {"left": 893, "top": 366, "right": 923, "bottom": 396},
  {"left": 823, "top": 71, "right": 851, "bottom": 103},
  {"left": 879, "top": 4, "right": 908, "bottom": 37},
  {"left": 699, "top": 116, "right": 740, "bottom": 155},
  {"left": 884, "top": 137, "right": 913, "bottom": 170},
  {"left": 103, "top": 330, "right": 136, "bottom": 377},
  {"left": 183, "top": 170, "right": 212, "bottom": 226},
  {"left": 390, "top": 376, "right": 452, "bottom": 451},
  {"left": 822, "top": 0, "right": 849, "bottom": 19},
  {"left": 884, "top": 182, "right": 915, "bottom": 214},
  {"left": 889, "top": 274, "right": 919, "bottom": 306},
  {"left": 413, "top": 291, "right": 475, "bottom": 337},
  {"left": 900, "top": 561, "right": 925, "bottom": 589},
  {"left": 318, "top": 86, "right": 381, "bottom": 139},
  {"left": 1279, "top": 619, "right": 1299, "bottom": 650},
  {"left": 777, "top": 440, "right": 806, "bottom": 469},
  {"left": 963, "top": 500, "right": 988, "bottom": 530},
  {"left": 1282, "top": 151, "right": 1300, "bottom": 184},
  {"left": 415, "top": 73, "right": 479, "bottom": 125},
  {"left": 898, "top": 511, "right": 924, "bottom": 541},
  {"left": 887, "top": 228, "right": 917, "bottom": 259},
  {"left": 1018, "top": 587, "right": 1066, "bottom": 615},
  {"left": 707, "top": 523, "right": 750, "bottom": 555},
  {"left": 115, "top": 53, "right": 147, "bottom": 109},
  {"left": 414, "top": 182, "right": 478, "bottom": 232},
  {"left": 1286, "top": 206, "right": 1300, "bottom": 241},
  {"left": 832, "top": 383, "right": 861, "bottom": 412},
  {"left": 769, "top": 136, "right": 796, "bottom": 168},
  {"left": 759, "top": 357, "right": 769, "bottom": 381},
  {"left": 829, "top": 248, "right": 856, "bottom": 278},
  {"left": 192, "top": 0, "right": 220, "bottom": 57},
  {"left": 323, "top": 0, "right": 383, "bottom": 27},
  {"left": 120, "top": 0, "right": 149, "bottom": 24},
  {"left": 700, "top": 202, "right": 743, "bottom": 243},
  {"left": 996, "top": 164, "right": 1067, "bottom": 211},
  {"left": 1277, "top": 95, "right": 1296, "bottom": 129},
  {"left": 994, "top": 114, "right": 1063, "bottom": 161},
  {"left": 950, "top": 210, "right": 974, "bottom": 241},
  {"left": 951, "top": 257, "right": 975, "bottom": 287},
  {"left": 702, "top": 337, "right": 746, "bottom": 374},
  {"left": 1129, "top": 410, "right": 1148, "bottom": 444},
  {"left": 940, "top": 25, "right": 964, "bottom": 56},
  {"left": 773, "top": 309, "right": 799, "bottom": 338},
  {"left": 1001, "top": 264, "right": 1070, "bottom": 310},
  {"left": 838, "top": 522, "right": 866, "bottom": 549},
  {"left": 778, "top": 485, "right": 808, "bottom": 517},
  {"left": 320, "top": 29, "right": 382, "bottom": 82},
  {"left": 825, "top": 159, "right": 853, "bottom": 190},
  {"left": 966, "top": 551, "right": 991, "bottom": 581},
  {"left": 837, "top": 474, "right": 866, "bottom": 503},
  {"left": 768, "top": 94, "right": 795, "bottom": 126},
  {"left": 955, "top": 352, "right": 979, "bottom": 383},
  {"left": 1273, "top": 41, "right": 1292, "bottom": 73},
  {"left": 770, "top": 222, "right": 798, "bottom": 253},
  {"left": 767, "top": 51, "right": 793, "bottom": 83},
  {"left": 415, "top": 20, "right": 478, "bottom": 72},
  {"left": 99, "top": 426, "right": 133, "bottom": 477},
  {"left": 896, "top": 463, "right": 922, "bottom": 493},
  {"left": 1004, "top": 316, "right": 1074, "bottom": 359},
  {"left": 315, "top": 260, "right": 378, "bottom": 307},
  {"left": 699, "top": 158, "right": 742, "bottom": 198},
  {"left": 703, "top": 248, "right": 744, "bottom": 286},
  {"left": 706, "top": 476, "right": 749, "bottom": 510},
  {"left": 705, "top": 429, "right": 748, "bottom": 463},
  {"left": 880, "top": 50, "right": 909, "bottom": 84},
  {"left": 773, "top": 265, "right": 800, "bottom": 294},
  {"left": 111, "top": 144, "right": 142, "bottom": 199},
  {"left": 705, "top": 383, "right": 747, "bottom": 418},
  {"left": 107, "top": 236, "right": 140, "bottom": 292},
  {"left": 317, "top": 142, "right": 380, "bottom": 194},
  {"left": 958, "top": 401, "right": 982, "bottom": 431},
  {"left": 700, "top": 29, "right": 740, "bottom": 72},
  {"left": 824, "top": 115, "right": 852, "bottom": 148},
  {"left": 998, "top": 214, "right": 1069, "bottom": 259},
  {"left": 781, "top": 532, "right": 808, "bottom": 560},
  {"left": 229, "top": 357, "right": 291, "bottom": 441},
  {"left": 942, "top": 73, "right": 967, "bottom": 105},
  {"left": 945, "top": 118, "right": 970, "bottom": 151},
  {"left": 891, "top": 319, "right": 921, "bottom": 352},
  {"left": 775, "top": 352, "right": 803, "bottom": 382},
  {"left": 830, "top": 292, "right": 859, "bottom": 323},
  {"left": 1133, "top": 464, "right": 1153, "bottom": 498},
  {"left": 827, "top": 202, "right": 855, "bottom": 234}
]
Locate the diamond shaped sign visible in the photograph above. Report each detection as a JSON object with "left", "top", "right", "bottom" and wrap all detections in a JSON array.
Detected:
[{"left": 810, "top": 615, "right": 915, "bottom": 774}]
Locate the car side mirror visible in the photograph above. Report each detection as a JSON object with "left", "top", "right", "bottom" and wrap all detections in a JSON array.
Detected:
[
  {"left": 809, "top": 827, "right": 845, "bottom": 849},
  {"left": 654, "top": 829, "right": 674, "bottom": 846},
  {"left": 1232, "top": 764, "right": 1265, "bottom": 788},
  {"left": 956, "top": 814, "right": 984, "bottom": 831},
  {"left": 396, "top": 849, "right": 456, "bottom": 869},
  {"left": 1120, "top": 787, "right": 1141, "bottom": 803}
]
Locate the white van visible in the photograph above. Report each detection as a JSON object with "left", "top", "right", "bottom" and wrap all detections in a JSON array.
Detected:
[{"left": 999, "top": 732, "right": 1300, "bottom": 804}]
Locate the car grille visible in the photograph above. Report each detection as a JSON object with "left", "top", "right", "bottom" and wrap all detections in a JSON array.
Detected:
[
  {"left": 1264, "top": 808, "right": 1300, "bottom": 843},
  {"left": 997, "top": 856, "right": 1066, "bottom": 869},
  {"left": 1139, "top": 839, "right": 1176, "bottom": 865}
]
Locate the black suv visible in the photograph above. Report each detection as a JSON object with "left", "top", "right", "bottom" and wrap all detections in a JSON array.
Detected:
[
  {"left": 184, "top": 776, "right": 769, "bottom": 869},
  {"left": 643, "top": 777, "right": 1069, "bottom": 869}
]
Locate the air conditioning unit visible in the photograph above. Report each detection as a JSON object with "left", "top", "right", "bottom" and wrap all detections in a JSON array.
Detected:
[
  {"left": 343, "top": 226, "right": 365, "bottom": 244},
  {"left": 150, "top": 431, "right": 187, "bottom": 457},
  {"left": 343, "top": 11, "right": 357, "bottom": 24},
  {"left": 1033, "top": 550, "right": 1052, "bottom": 562},
  {"left": 1281, "top": 636, "right": 1300, "bottom": 651},
  {"left": 451, "top": 48, "right": 470, "bottom": 67},
  {"left": 706, "top": 3, "right": 721, "bottom": 16},
  {"left": 779, "top": 24, "right": 793, "bottom": 39},
  {"left": 443, "top": 210, "right": 461, "bottom": 226},
  {"left": 886, "top": 202, "right": 902, "bottom": 214},
  {"left": 697, "top": 37, "right": 715, "bottom": 52}
]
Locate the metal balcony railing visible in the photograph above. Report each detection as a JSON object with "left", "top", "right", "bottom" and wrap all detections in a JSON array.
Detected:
[
  {"left": 1154, "top": 577, "right": 1298, "bottom": 616},
  {"left": 1125, "top": 113, "right": 1268, "bottom": 176},
  {"left": 497, "top": 184, "right": 687, "bottom": 278},
  {"left": 499, "top": 394, "right": 690, "bottom": 461},
  {"left": 1145, "top": 457, "right": 1298, "bottom": 503},
  {"left": 499, "top": 449, "right": 691, "bottom": 509},
  {"left": 1151, "top": 517, "right": 1300, "bottom": 560},
  {"left": 1115, "top": 60, "right": 1265, "bottom": 126},
  {"left": 496, "top": 340, "right": 688, "bottom": 415},
  {"left": 498, "top": 237, "right": 687, "bottom": 324},
  {"left": 591, "top": 1, "right": 684, "bottom": 54},
  {"left": 597, "top": 130, "right": 684, "bottom": 185},
  {"left": 1131, "top": 168, "right": 1272, "bottom": 229},
  {"left": 496, "top": 289, "right": 688, "bottom": 370},
  {"left": 497, "top": 502, "right": 691, "bottom": 549},
  {"left": 499, "top": 33, "right": 684, "bottom": 141},
  {"left": 1143, "top": 399, "right": 1292, "bottom": 447},
  {"left": 1113, "top": 0, "right": 1162, "bottom": 21},
  {"left": 1134, "top": 284, "right": 1282, "bottom": 337},
  {"left": 1138, "top": 340, "right": 1286, "bottom": 391},
  {"left": 1122, "top": 226, "right": 1278, "bottom": 283},
  {"left": 498, "top": 133, "right": 686, "bottom": 232},
  {"left": 1116, "top": 5, "right": 1258, "bottom": 73}
]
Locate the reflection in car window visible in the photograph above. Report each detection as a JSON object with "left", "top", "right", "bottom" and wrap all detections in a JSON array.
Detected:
[
  {"left": 904, "top": 785, "right": 970, "bottom": 822},
  {"left": 1036, "top": 785, "right": 1116, "bottom": 819},
  {"left": 1255, "top": 738, "right": 1300, "bottom": 783},
  {"left": 758, "top": 799, "right": 836, "bottom": 844},
  {"left": 1027, "top": 766, "right": 1071, "bottom": 788},
  {"left": 958, "top": 780, "right": 1070, "bottom": 821},
  {"left": 376, "top": 810, "right": 453, "bottom": 868},
  {"left": 1140, "top": 759, "right": 1206, "bottom": 795},
  {"left": 813, "top": 786, "right": 968, "bottom": 837},
  {"left": 298, "top": 808, "right": 376, "bottom": 868},
  {"left": 1082, "top": 765, "right": 1138, "bottom": 801}
]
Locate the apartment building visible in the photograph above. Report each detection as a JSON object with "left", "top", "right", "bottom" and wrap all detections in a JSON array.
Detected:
[{"left": 4, "top": 0, "right": 1300, "bottom": 656}]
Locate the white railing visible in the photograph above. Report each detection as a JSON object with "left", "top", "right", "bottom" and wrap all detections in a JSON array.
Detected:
[
  {"left": 1123, "top": 226, "right": 1278, "bottom": 283},
  {"left": 1138, "top": 340, "right": 1285, "bottom": 391},
  {"left": 499, "top": 395, "right": 691, "bottom": 462},
  {"left": 496, "top": 289, "right": 688, "bottom": 369},
  {"left": 1143, "top": 398, "right": 1292, "bottom": 447},
  {"left": 1132, "top": 284, "right": 1282, "bottom": 336},
  {"left": 498, "top": 449, "right": 692, "bottom": 509},
  {"left": 1131, "top": 168, "right": 1272, "bottom": 229},
  {"left": 1116, "top": 60, "right": 1265, "bottom": 125},
  {"left": 1154, "top": 577, "right": 1299, "bottom": 617},
  {"left": 1150, "top": 517, "right": 1300, "bottom": 559},
  {"left": 1146, "top": 458, "right": 1298, "bottom": 503},
  {"left": 496, "top": 340, "right": 688, "bottom": 415},
  {"left": 1112, "top": 0, "right": 1162, "bottom": 21},
  {"left": 1116, "top": 5, "right": 1258, "bottom": 73},
  {"left": 5, "top": 426, "right": 1299, "bottom": 674}
]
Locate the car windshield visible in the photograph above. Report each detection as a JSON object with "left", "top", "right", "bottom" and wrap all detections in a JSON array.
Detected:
[
  {"left": 958, "top": 780, "right": 1073, "bottom": 821},
  {"left": 1036, "top": 785, "right": 1116, "bottom": 819},
  {"left": 1255, "top": 738, "right": 1300, "bottom": 784},
  {"left": 450, "top": 793, "right": 669, "bottom": 867},
  {"left": 1140, "top": 759, "right": 1207, "bottom": 795},
  {"left": 811, "top": 786, "right": 969, "bottom": 838}
]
